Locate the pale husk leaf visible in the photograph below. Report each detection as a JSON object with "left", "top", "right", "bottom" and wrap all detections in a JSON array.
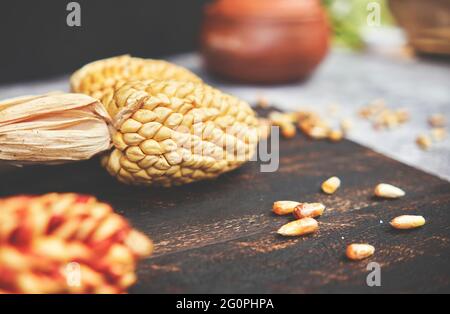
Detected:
[{"left": 0, "top": 93, "right": 112, "bottom": 164}]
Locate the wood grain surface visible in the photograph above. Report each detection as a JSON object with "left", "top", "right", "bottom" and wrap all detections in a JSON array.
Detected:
[{"left": 0, "top": 134, "right": 449, "bottom": 293}]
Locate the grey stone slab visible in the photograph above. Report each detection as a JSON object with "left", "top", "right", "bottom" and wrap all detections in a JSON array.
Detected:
[{"left": 171, "top": 51, "right": 450, "bottom": 182}]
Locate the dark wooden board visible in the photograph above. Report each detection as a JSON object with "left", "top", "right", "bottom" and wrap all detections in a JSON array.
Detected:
[{"left": 1, "top": 134, "right": 450, "bottom": 293}]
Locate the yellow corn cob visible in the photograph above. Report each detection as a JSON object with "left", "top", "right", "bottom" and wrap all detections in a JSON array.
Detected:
[
  {"left": 70, "top": 55, "right": 202, "bottom": 100},
  {"left": 0, "top": 193, "right": 152, "bottom": 294},
  {"left": 101, "top": 80, "right": 260, "bottom": 187}
]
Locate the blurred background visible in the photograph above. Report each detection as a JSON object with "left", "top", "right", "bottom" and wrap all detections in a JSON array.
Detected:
[
  {"left": 0, "top": 0, "right": 209, "bottom": 84},
  {"left": 0, "top": 0, "right": 449, "bottom": 179},
  {"left": 1, "top": 0, "right": 447, "bottom": 84}
]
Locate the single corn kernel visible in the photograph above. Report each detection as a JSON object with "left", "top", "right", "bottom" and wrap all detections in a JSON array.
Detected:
[
  {"left": 124, "top": 230, "right": 154, "bottom": 257},
  {"left": 381, "top": 111, "right": 400, "bottom": 129},
  {"left": 308, "top": 126, "right": 330, "bottom": 139},
  {"left": 359, "top": 99, "right": 386, "bottom": 119},
  {"left": 299, "top": 119, "right": 330, "bottom": 140},
  {"left": 268, "top": 111, "right": 297, "bottom": 138},
  {"left": 374, "top": 183, "right": 405, "bottom": 199},
  {"left": 396, "top": 109, "right": 410, "bottom": 124},
  {"left": 273, "top": 201, "right": 301, "bottom": 215},
  {"left": 416, "top": 134, "right": 432, "bottom": 150},
  {"left": 296, "top": 110, "right": 331, "bottom": 140},
  {"left": 390, "top": 215, "right": 425, "bottom": 230},
  {"left": 277, "top": 218, "right": 318, "bottom": 237},
  {"left": 285, "top": 112, "right": 300, "bottom": 123},
  {"left": 321, "top": 176, "right": 341, "bottom": 194},
  {"left": 280, "top": 123, "right": 297, "bottom": 139},
  {"left": 293, "top": 203, "right": 325, "bottom": 219},
  {"left": 328, "top": 129, "right": 344, "bottom": 142},
  {"left": 296, "top": 110, "right": 320, "bottom": 123},
  {"left": 431, "top": 128, "right": 447, "bottom": 142},
  {"left": 346, "top": 244, "right": 375, "bottom": 261},
  {"left": 268, "top": 111, "right": 291, "bottom": 124},
  {"left": 428, "top": 114, "right": 446, "bottom": 128}
]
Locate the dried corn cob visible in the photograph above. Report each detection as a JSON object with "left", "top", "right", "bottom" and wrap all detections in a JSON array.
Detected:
[
  {"left": 0, "top": 83, "right": 259, "bottom": 186},
  {"left": 70, "top": 55, "right": 202, "bottom": 100},
  {"left": 1, "top": 55, "right": 260, "bottom": 186},
  {"left": 101, "top": 80, "right": 260, "bottom": 186},
  {"left": 0, "top": 193, "right": 152, "bottom": 294}
]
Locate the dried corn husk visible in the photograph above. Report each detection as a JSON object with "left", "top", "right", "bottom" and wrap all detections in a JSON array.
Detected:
[
  {"left": 0, "top": 93, "right": 112, "bottom": 164},
  {"left": 70, "top": 55, "right": 202, "bottom": 100}
]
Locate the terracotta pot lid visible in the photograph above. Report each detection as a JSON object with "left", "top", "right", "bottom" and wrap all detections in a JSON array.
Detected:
[{"left": 205, "top": 0, "right": 324, "bottom": 21}]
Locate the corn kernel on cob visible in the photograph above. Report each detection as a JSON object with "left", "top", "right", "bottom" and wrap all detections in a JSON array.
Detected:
[
  {"left": 101, "top": 80, "right": 260, "bottom": 186},
  {"left": 70, "top": 55, "right": 202, "bottom": 100},
  {"left": 0, "top": 193, "right": 152, "bottom": 294}
]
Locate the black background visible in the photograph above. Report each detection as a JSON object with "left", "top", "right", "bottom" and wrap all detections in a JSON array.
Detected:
[{"left": 0, "top": 0, "right": 210, "bottom": 84}]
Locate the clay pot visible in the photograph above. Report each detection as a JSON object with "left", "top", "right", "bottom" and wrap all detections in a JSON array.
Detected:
[
  {"left": 389, "top": 0, "right": 450, "bottom": 56},
  {"left": 200, "top": 0, "right": 330, "bottom": 84}
]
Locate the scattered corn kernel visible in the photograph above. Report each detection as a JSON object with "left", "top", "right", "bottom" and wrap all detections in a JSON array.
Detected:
[
  {"left": 328, "top": 129, "right": 344, "bottom": 142},
  {"left": 280, "top": 123, "right": 297, "bottom": 139},
  {"left": 428, "top": 114, "right": 446, "bottom": 128},
  {"left": 416, "top": 134, "right": 432, "bottom": 150},
  {"left": 321, "top": 176, "right": 341, "bottom": 194},
  {"left": 273, "top": 201, "right": 300, "bottom": 215},
  {"left": 359, "top": 100, "right": 409, "bottom": 130},
  {"left": 268, "top": 111, "right": 290, "bottom": 125},
  {"left": 268, "top": 111, "right": 297, "bottom": 138},
  {"left": 396, "top": 108, "right": 410, "bottom": 123},
  {"left": 431, "top": 128, "right": 447, "bottom": 142},
  {"left": 277, "top": 218, "right": 318, "bottom": 237},
  {"left": 346, "top": 244, "right": 375, "bottom": 261},
  {"left": 390, "top": 215, "right": 425, "bottom": 230},
  {"left": 374, "top": 183, "right": 405, "bottom": 199},
  {"left": 359, "top": 99, "right": 386, "bottom": 119},
  {"left": 293, "top": 203, "right": 325, "bottom": 219}
]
